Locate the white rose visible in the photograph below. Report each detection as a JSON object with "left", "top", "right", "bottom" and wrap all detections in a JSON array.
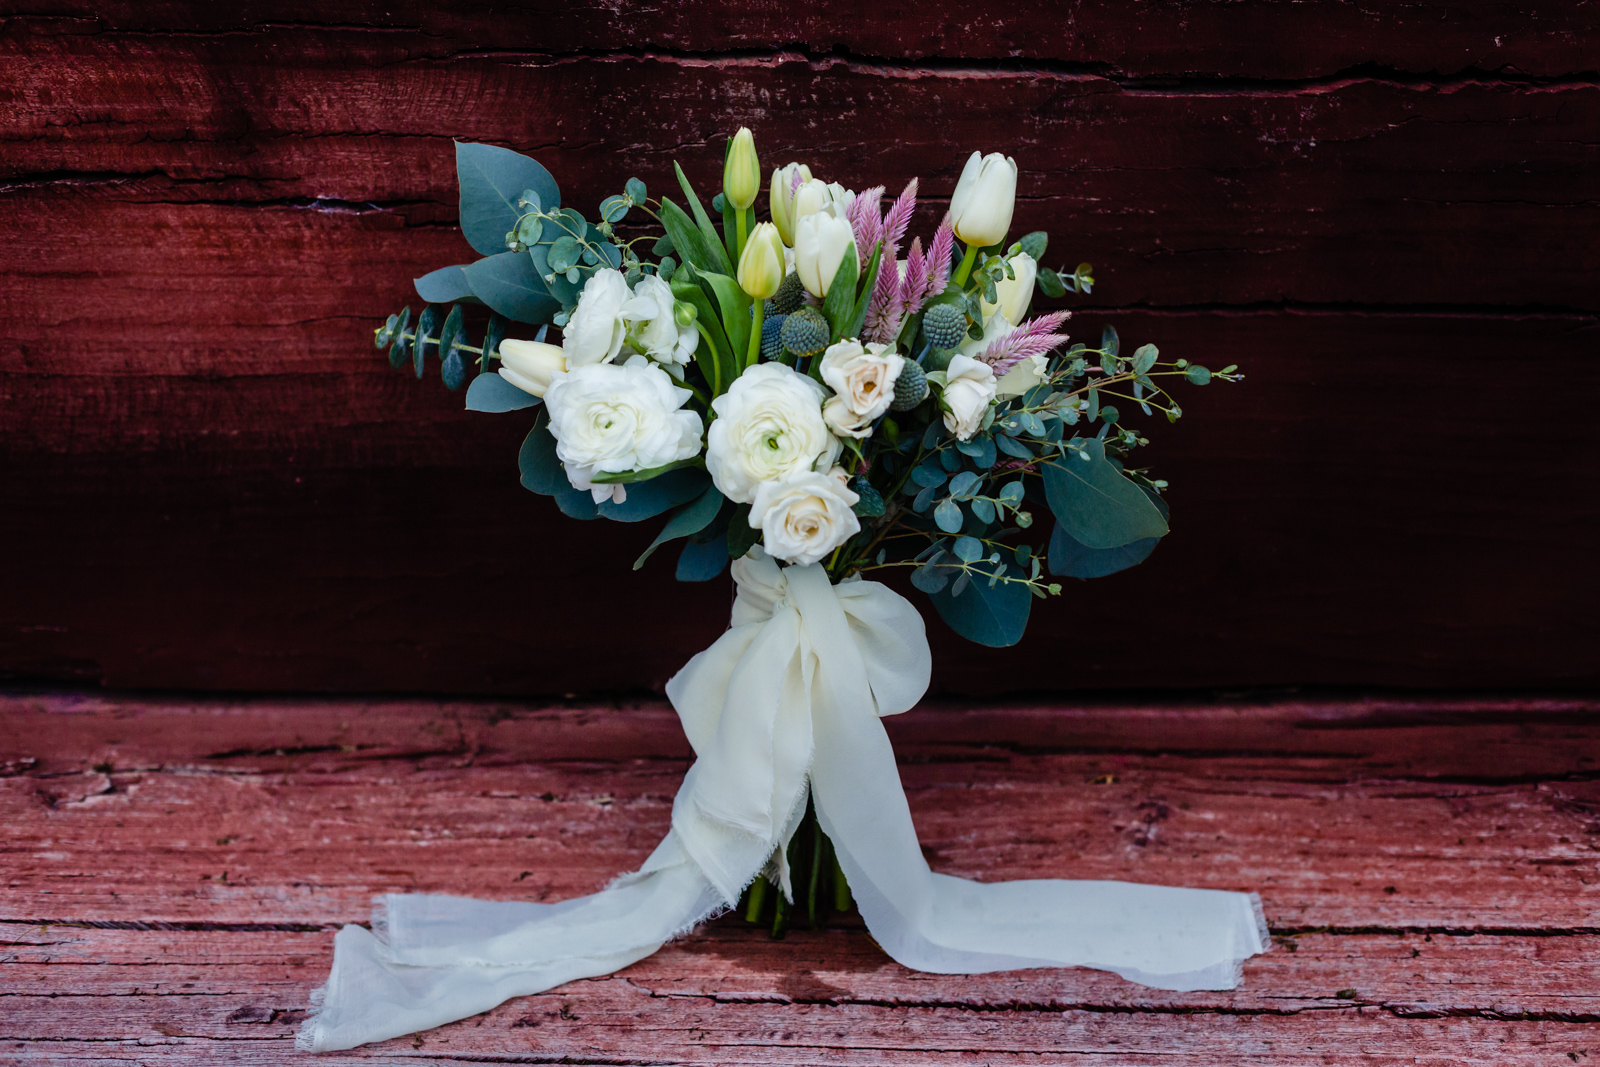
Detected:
[
  {"left": 794, "top": 211, "right": 859, "bottom": 298},
  {"left": 562, "top": 268, "right": 631, "bottom": 367},
  {"left": 748, "top": 468, "right": 861, "bottom": 566},
  {"left": 996, "top": 353, "right": 1050, "bottom": 399},
  {"left": 822, "top": 395, "right": 872, "bottom": 439},
  {"left": 621, "top": 273, "right": 698, "bottom": 369},
  {"left": 980, "top": 251, "right": 1037, "bottom": 326},
  {"left": 705, "top": 362, "right": 840, "bottom": 504},
  {"left": 544, "top": 355, "right": 704, "bottom": 504},
  {"left": 940, "top": 354, "right": 998, "bottom": 441},
  {"left": 819, "top": 339, "right": 904, "bottom": 424}
]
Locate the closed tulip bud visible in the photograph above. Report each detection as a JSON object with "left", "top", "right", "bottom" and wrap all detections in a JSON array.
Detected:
[
  {"left": 723, "top": 127, "right": 761, "bottom": 212},
  {"left": 769, "top": 162, "right": 813, "bottom": 245},
  {"left": 981, "top": 251, "right": 1038, "bottom": 325},
  {"left": 737, "top": 222, "right": 786, "bottom": 300},
  {"left": 793, "top": 212, "right": 859, "bottom": 299},
  {"left": 949, "top": 150, "right": 1018, "bottom": 248},
  {"left": 497, "top": 338, "right": 566, "bottom": 397}
]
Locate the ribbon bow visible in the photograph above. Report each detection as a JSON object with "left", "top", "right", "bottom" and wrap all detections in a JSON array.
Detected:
[{"left": 300, "top": 556, "right": 1267, "bottom": 1052}]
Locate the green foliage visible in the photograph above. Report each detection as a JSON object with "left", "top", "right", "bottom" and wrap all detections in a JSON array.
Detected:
[
  {"left": 1042, "top": 438, "right": 1169, "bottom": 550},
  {"left": 927, "top": 556, "right": 1033, "bottom": 647},
  {"left": 455, "top": 142, "right": 560, "bottom": 257},
  {"left": 463, "top": 253, "right": 560, "bottom": 324},
  {"left": 465, "top": 372, "right": 539, "bottom": 412},
  {"left": 635, "top": 486, "right": 726, "bottom": 569},
  {"left": 595, "top": 468, "right": 711, "bottom": 523},
  {"left": 414, "top": 264, "right": 478, "bottom": 304}
]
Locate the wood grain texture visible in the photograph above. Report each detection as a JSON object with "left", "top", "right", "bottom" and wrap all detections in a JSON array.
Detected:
[
  {"left": 0, "top": 14, "right": 1597, "bottom": 694},
  {"left": 3, "top": 692, "right": 1599, "bottom": 1064},
  {"left": 7, "top": 1, "right": 1600, "bottom": 78}
]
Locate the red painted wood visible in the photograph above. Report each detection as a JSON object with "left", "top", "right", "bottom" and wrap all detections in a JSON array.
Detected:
[
  {"left": 1, "top": 20, "right": 1597, "bottom": 694},
  {"left": 3, "top": 693, "right": 1598, "bottom": 1063},
  {"left": 7, "top": 1, "right": 1599, "bottom": 79}
]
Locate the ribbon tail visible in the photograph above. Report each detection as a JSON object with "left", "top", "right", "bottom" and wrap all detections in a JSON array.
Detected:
[{"left": 801, "top": 573, "right": 1270, "bottom": 991}]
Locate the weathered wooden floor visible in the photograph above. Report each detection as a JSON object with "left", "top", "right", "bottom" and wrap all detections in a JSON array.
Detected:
[{"left": 3, "top": 691, "right": 1598, "bottom": 1065}]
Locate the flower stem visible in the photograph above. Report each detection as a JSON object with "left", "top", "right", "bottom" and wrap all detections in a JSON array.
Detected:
[
  {"left": 735, "top": 211, "right": 749, "bottom": 265},
  {"left": 952, "top": 242, "right": 980, "bottom": 288},
  {"left": 747, "top": 299, "right": 764, "bottom": 369}
]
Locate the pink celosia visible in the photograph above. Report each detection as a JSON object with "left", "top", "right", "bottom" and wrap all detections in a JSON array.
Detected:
[
  {"left": 847, "top": 185, "right": 884, "bottom": 253},
  {"left": 982, "top": 311, "right": 1073, "bottom": 374},
  {"left": 861, "top": 179, "right": 920, "bottom": 344},
  {"left": 923, "top": 214, "right": 954, "bottom": 300}
]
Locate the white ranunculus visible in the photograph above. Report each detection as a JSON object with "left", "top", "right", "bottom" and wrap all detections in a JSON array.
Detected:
[
  {"left": 705, "top": 362, "right": 840, "bottom": 504},
  {"left": 981, "top": 251, "right": 1037, "bottom": 325},
  {"left": 620, "top": 273, "right": 698, "bottom": 369},
  {"left": 949, "top": 150, "right": 1018, "bottom": 248},
  {"left": 544, "top": 355, "right": 704, "bottom": 504},
  {"left": 819, "top": 339, "right": 903, "bottom": 423},
  {"left": 794, "top": 211, "right": 859, "bottom": 298},
  {"left": 497, "top": 338, "right": 566, "bottom": 398},
  {"left": 996, "top": 353, "right": 1050, "bottom": 399},
  {"left": 563, "top": 268, "right": 632, "bottom": 367},
  {"left": 940, "top": 354, "right": 998, "bottom": 441},
  {"left": 791, "top": 178, "right": 854, "bottom": 225},
  {"left": 748, "top": 468, "right": 861, "bottom": 566}
]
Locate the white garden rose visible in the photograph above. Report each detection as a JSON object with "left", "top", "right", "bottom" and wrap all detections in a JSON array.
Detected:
[
  {"left": 621, "top": 273, "right": 698, "bottom": 370},
  {"left": 544, "top": 355, "right": 704, "bottom": 504},
  {"left": 995, "top": 352, "right": 1050, "bottom": 399},
  {"left": 822, "top": 395, "right": 873, "bottom": 439},
  {"left": 819, "top": 339, "right": 903, "bottom": 423},
  {"left": 706, "top": 362, "right": 840, "bottom": 504},
  {"left": 747, "top": 468, "right": 861, "bottom": 566},
  {"left": 562, "top": 268, "right": 632, "bottom": 367},
  {"left": 940, "top": 354, "right": 998, "bottom": 441}
]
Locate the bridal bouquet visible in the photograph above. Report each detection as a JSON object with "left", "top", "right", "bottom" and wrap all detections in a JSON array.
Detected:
[
  {"left": 378, "top": 131, "right": 1237, "bottom": 649},
  {"left": 306, "top": 132, "right": 1261, "bottom": 1053}
]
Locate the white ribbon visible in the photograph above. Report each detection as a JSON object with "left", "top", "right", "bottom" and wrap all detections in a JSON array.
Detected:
[{"left": 299, "top": 553, "right": 1268, "bottom": 1052}]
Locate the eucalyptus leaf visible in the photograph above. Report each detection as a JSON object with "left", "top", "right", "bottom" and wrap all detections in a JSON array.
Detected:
[
  {"left": 414, "top": 264, "right": 478, "bottom": 304},
  {"left": 1048, "top": 522, "right": 1160, "bottom": 579},
  {"left": 465, "top": 372, "right": 540, "bottom": 412},
  {"left": 1042, "top": 437, "right": 1169, "bottom": 549},
  {"left": 934, "top": 498, "right": 964, "bottom": 533},
  {"left": 597, "top": 468, "right": 711, "bottom": 523},
  {"left": 677, "top": 536, "right": 730, "bottom": 581},
  {"left": 1132, "top": 344, "right": 1158, "bottom": 375},
  {"left": 635, "top": 485, "right": 725, "bottom": 568},
  {"left": 463, "top": 253, "right": 560, "bottom": 324},
  {"left": 927, "top": 559, "right": 1031, "bottom": 647},
  {"left": 518, "top": 412, "right": 598, "bottom": 519},
  {"left": 456, "top": 142, "right": 560, "bottom": 257}
]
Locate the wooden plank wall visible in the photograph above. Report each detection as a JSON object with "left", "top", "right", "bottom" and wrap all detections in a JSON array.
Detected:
[{"left": 1, "top": 4, "right": 1597, "bottom": 695}]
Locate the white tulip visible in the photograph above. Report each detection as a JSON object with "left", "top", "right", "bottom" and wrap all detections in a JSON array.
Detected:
[
  {"left": 791, "top": 178, "right": 854, "bottom": 225},
  {"left": 748, "top": 468, "right": 861, "bottom": 566},
  {"left": 544, "top": 355, "right": 704, "bottom": 504},
  {"left": 793, "top": 212, "right": 859, "bottom": 298},
  {"left": 995, "top": 353, "right": 1050, "bottom": 399},
  {"left": 940, "top": 354, "right": 998, "bottom": 441},
  {"left": 497, "top": 338, "right": 566, "bottom": 398},
  {"left": 705, "top": 362, "right": 840, "bottom": 504},
  {"left": 769, "top": 162, "right": 813, "bottom": 246},
  {"left": 980, "top": 251, "right": 1037, "bottom": 325},
  {"left": 562, "top": 268, "right": 632, "bottom": 367},
  {"left": 620, "top": 273, "right": 699, "bottom": 369},
  {"left": 949, "top": 150, "right": 1018, "bottom": 248}
]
